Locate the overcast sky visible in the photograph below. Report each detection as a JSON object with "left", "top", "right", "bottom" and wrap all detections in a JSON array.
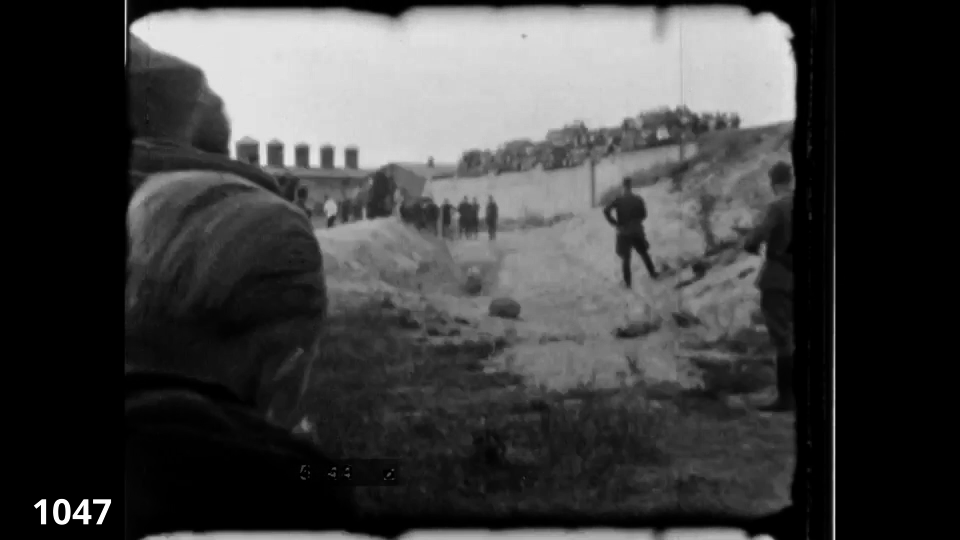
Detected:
[{"left": 131, "top": 7, "right": 795, "bottom": 169}]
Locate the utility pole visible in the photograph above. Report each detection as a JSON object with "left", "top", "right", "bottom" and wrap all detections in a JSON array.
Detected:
[{"left": 678, "top": 8, "right": 687, "bottom": 162}]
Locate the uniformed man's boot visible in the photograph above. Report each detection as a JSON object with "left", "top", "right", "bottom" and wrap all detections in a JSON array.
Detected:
[{"left": 757, "top": 354, "right": 795, "bottom": 412}]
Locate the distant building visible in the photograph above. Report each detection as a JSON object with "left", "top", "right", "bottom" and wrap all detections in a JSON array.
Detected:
[
  {"left": 260, "top": 144, "right": 373, "bottom": 208},
  {"left": 378, "top": 161, "right": 459, "bottom": 200},
  {"left": 263, "top": 165, "right": 372, "bottom": 205}
]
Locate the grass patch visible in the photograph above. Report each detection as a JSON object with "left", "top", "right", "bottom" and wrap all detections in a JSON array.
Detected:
[{"left": 276, "top": 301, "right": 793, "bottom": 517}]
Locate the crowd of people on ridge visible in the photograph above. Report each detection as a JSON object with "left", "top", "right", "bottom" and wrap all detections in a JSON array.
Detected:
[{"left": 457, "top": 107, "right": 741, "bottom": 178}]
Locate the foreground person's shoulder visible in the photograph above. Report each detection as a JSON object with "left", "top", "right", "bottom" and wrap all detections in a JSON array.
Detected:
[
  {"left": 125, "top": 373, "right": 357, "bottom": 537},
  {"left": 130, "top": 138, "right": 281, "bottom": 196}
]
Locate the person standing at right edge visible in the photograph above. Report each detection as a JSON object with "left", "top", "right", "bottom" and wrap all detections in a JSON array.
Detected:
[
  {"left": 743, "top": 161, "right": 795, "bottom": 413},
  {"left": 603, "top": 177, "right": 659, "bottom": 288}
]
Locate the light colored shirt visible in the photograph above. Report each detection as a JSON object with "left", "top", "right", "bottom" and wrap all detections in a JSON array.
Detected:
[{"left": 323, "top": 199, "right": 338, "bottom": 217}]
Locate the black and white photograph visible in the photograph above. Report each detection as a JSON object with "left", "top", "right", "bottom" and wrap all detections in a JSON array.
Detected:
[{"left": 125, "top": 3, "right": 829, "bottom": 539}]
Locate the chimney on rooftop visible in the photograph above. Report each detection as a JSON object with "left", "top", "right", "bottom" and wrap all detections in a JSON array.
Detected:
[
  {"left": 266, "top": 139, "right": 284, "bottom": 167},
  {"left": 294, "top": 143, "right": 310, "bottom": 168},
  {"left": 345, "top": 146, "right": 358, "bottom": 170},
  {"left": 320, "top": 145, "right": 335, "bottom": 169},
  {"left": 235, "top": 137, "right": 260, "bottom": 164}
]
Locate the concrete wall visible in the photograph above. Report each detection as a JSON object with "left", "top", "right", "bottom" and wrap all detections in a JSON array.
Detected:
[
  {"left": 426, "top": 142, "right": 698, "bottom": 220},
  {"left": 427, "top": 164, "right": 589, "bottom": 219},
  {"left": 593, "top": 143, "right": 698, "bottom": 201}
]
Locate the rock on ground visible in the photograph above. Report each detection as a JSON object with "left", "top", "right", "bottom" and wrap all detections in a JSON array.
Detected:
[
  {"left": 489, "top": 297, "right": 522, "bottom": 319},
  {"left": 464, "top": 266, "right": 484, "bottom": 295}
]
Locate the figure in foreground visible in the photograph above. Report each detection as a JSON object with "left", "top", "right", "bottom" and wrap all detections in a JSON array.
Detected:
[
  {"left": 126, "top": 33, "right": 355, "bottom": 539},
  {"left": 125, "top": 172, "right": 356, "bottom": 539},
  {"left": 743, "top": 161, "right": 795, "bottom": 413},
  {"left": 603, "top": 177, "right": 660, "bottom": 288}
]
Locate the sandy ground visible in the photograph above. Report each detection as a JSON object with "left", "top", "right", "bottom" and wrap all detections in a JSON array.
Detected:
[
  {"left": 299, "top": 124, "right": 795, "bottom": 518},
  {"left": 317, "top": 122, "right": 791, "bottom": 400},
  {"left": 442, "top": 125, "right": 792, "bottom": 397},
  {"left": 447, "top": 221, "right": 705, "bottom": 393}
]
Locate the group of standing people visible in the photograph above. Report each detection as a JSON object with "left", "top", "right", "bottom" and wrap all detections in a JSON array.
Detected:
[
  {"left": 402, "top": 195, "right": 499, "bottom": 241},
  {"left": 449, "top": 196, "right": 498, "bottom": 240},
  {"left": 603, "top": 165, "right": 795, "bottom": 413}
]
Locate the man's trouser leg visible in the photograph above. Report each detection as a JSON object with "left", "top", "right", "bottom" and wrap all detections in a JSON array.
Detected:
[
  {"left": 327, "top": 217, "right": 336, "bottom": 228},
  {"left": 615, "top": 234, "right": 632, "bottom": 288},
  {"left": 488, "top": 222, "right": 496, "bottom": 240},
  {"left": 632, "top": 236, "right": 658, "bottom": 279},
  {"left": 759, "top": 288, "right": 795, "bottom": 410}
]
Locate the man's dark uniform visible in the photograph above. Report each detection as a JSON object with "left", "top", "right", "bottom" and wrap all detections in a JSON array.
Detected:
[
  {"left": 125, "top": 369, "right": 356, "bottom": 540},
  {"left": 340, "top": 198, "right": 352, "bottom": 224},
  {"left": 408, "top": 199, "right": 425, "bottom": 229},
  {"left": 441, "top": 202, "right": 453, "bottom": 238},
  {"left": 352, "top": 197, "right": 364, "bottom": 221},
  {"left": 366, "top": 171, "right": 394, "bottom": 219},
  {"left": 740, "top": 163, "right": 799, "bottom": 540},
  {"left": 424, "top": 199, "right": 440, "bottom": 235},
  {"left": 744, "top": 188, "right": 795, "bottom": 410},
  {"left": 602, "top": 181, "right": 659, "bottom": 287},
  {"left": 486, "top": 199, "right": 499, "bottom": 240},
  {"left": 457, "top": 199, "right": 471, "bottom": 238}
]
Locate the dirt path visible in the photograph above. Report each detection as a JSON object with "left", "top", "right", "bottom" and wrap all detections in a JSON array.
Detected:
[{"left": 448, "top": 227, "right": 702, "bottom": 394}]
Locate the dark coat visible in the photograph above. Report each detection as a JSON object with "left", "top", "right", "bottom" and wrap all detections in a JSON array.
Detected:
[
  {"left": 125, "top": 369, "right": 357, "bottom": 540},
  {"left": 485, "top": 202, "right": 498, "bottom": 224}
]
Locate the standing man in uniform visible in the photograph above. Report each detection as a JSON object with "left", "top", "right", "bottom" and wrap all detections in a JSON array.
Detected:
[
  {"left": 323, "top": 196, "right": 339, "bottom": 229},
  {"left": 424, "top": 198, "right": 440, "bottom": 236},
  {"left": 485, "top": 195, "right": 499, "bottom": 240},
  {"left": 457, "top": 196, "right": 471, "bottom": 239},
  {"left": 441, "top": 198, "right": 454, "bottom": 239},
  {"left": 339, "top": 196, "right": 352, "bottom": 224},
  {"left": 603, "top": 177, "right": 660, "bottom": 288},
  {"left": 743, "top": 161, "right": 795, "bottom": 413}
]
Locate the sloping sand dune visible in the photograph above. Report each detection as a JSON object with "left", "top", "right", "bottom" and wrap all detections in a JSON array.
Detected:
[{"left": 317, "top": 217, "right": 463, "bottom": 295}]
